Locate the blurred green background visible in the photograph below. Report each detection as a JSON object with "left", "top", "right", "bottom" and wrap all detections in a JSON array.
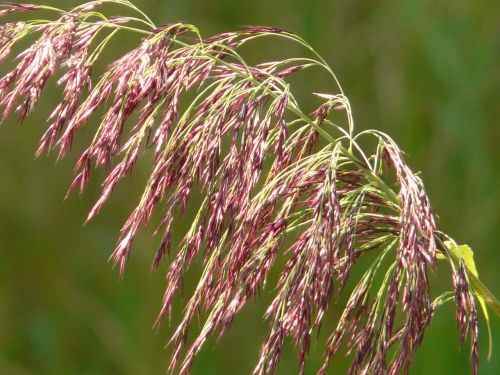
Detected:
[{"left": 0, "top": 0, "right": 498, "bottom": 374}]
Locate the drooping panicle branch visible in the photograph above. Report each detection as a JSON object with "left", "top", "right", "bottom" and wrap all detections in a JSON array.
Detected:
[{"left": 0, "top": 2, "right": 496, "bottom": 375}]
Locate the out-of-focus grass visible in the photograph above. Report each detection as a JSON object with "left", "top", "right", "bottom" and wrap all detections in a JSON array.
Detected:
[{"left": 0, "top": 0, "right": 498, "bottom": 374}]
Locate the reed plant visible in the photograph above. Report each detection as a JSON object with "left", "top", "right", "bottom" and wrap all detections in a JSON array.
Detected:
[{"left": 0, "top": 2, "right": 497, "bottom": 374}]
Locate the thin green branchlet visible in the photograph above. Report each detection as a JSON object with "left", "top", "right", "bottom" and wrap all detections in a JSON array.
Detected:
[{"left": 0, "top": 2, "right": 498, "bottom": 375}]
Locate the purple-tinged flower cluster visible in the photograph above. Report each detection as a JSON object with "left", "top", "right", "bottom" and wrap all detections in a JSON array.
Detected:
[
  {"left": 0, "top": 2, "right": 490, "bottom": 375},
  {"left": 453, "top": 264, "right": 479, "bottom": 375}
]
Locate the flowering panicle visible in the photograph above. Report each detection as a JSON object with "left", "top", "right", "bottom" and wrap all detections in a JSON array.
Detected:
[
  {"left": 453, "top": 264, "right": 479, "bottom": 374},
  {"left": 0, "top": 2, "right": 496, "bottom": 375},
  {"left": 0, "top": 15, "right": 77, "bottom": 120},
  {"left": 37, "top": 24, "right": 100, "bottom": 154}
]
